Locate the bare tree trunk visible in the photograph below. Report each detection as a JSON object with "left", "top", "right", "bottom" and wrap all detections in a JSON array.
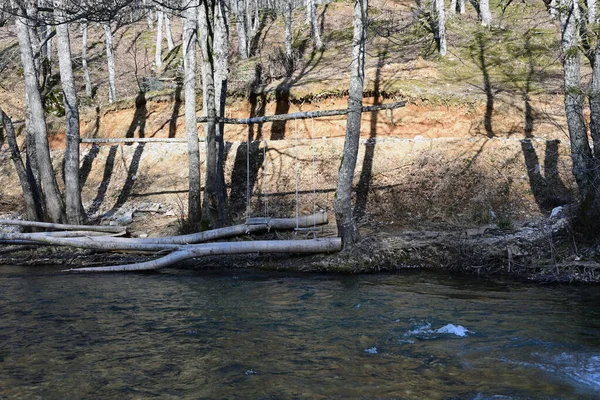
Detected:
[
  {"left": 54, "top": 0, "right": 85, "bottom": 224},
  {"left": 155, "top": 8, "right": 164, "bottom": 67},
  {"left": 214, "top": 0, "right": 230, "bottom": 224},
  {"left": 588, "top": 0, "right": 597, "bottom": 23},
  {"left": 335, "top": 0, "right": 367, "bottom": 249},
  {"left": 104, "top": 22, "right": 117, "bottom": 104},
  {"left": 285, "top": 0, "right": 293, "bottom": 60},
  {"left": 164, "top": 11, "right": 175, "bottom": 51},
  {"left": 144, "top": 0, "right": 154, "bottom": 28},
  {"left": 450, "top": 0, "right": 457, "bottom": 15},
  {"left": 480, "top": 0, "right": 492, "bottom": 26},
  {"left": 560, "top": 0, "right": 596, "bottom": 215},
  {"left": 0, "top": 109, "right": 41, "bottom": 222},
  {"left": 587, "top": 26, "right": 600, "bottom": 221},
  {"left": 81, "top": 22, "right": 92, "bottom": 97},
  {"left": 16, "top": 11, "right": 65, "bottom": 223},
  {"left": 199, "top": 0, "right": 228, "bottom": 228},
  {"left": 183, "top": 0, "right": 202, "bottom": 226},
  {"left": 550, "top": 0, "right": 558, "bottom": 17},
  {"left": 433, "top": 0, "right": 447, "bottom": 56},
  {"left": 459, "top": 0, "right": 465, "bottom": 14},
  {"left": 234, "top": 0, "right": 249, "bottom": 58},
  {"left": 306, "top": 0, "right": 312, "bottom": 25},
  {"left": 309, "top": 0, "right": 323, "bottom": 50}
]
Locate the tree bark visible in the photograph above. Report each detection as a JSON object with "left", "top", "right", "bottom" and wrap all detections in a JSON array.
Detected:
[
  {"left": 16, "top": 10, "right": 66, "bottom": 223},
  {"left": 334, "top": 0, "right": 367, "bottom": 249},
  {"left": 459, "top": 0, "right": 465, "bottom": 14},
  {"left": 164, "top": 11, "right": 175, "bottom": 51},
  {"left": 0, "top": 109, "right": 41, "bottom": 222},
  {"left": 433, "top": 0, "right": 447, "bottom": 56},
  {"left": 480, "top": 0, "right": 492, "bottom": 26},
  {"left": 285, "top": 0, "right": 293, "bottom": 63},
  {"left": 155, "top": 8, "right": 164, "bottom": 67},
  {"left": 199, "top": 0, "right": 228, "bottom": 228},
  {"left": 588, "top": 0, "right": 597, "bottom": 23},
  {"left": 560, "top": 0, "right": 596, "bottom": 214},
  {"left": 450, "top": 0, "right": 457, "bottom": 15},
  {"left": 214, "top": 0, "right": 230, "bottom": 224},
  {"left": 81, "top": 22, "right": 92, "bottom": 97},
  {"left": 183, "top": 0, "right": 202, "bottom": 227},
  {"left": 234, "top": 0, "right": 249, "bottom": 58},
  {"left": 54, "top": 0, "right": 85, "bottom": 225},
  {"left": 309, "top": 0, "right": 323, "bottom": 50},
  {"left": 104, "top": 22, "right": 117, "bottom": 104},
  {"left": 64, "top": 239, "right": 342, "bottom": 272}
]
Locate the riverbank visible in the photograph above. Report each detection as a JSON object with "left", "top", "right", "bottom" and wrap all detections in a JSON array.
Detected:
[{"left": 1, "top": 208, "right": 598, "bottom": 283}]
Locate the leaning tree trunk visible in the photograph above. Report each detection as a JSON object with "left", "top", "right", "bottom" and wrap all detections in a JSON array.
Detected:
[
  {"left": 81, "top": 22, "right": 92, "bottom": 97},
  {"left": 433, "top": 0, "right": 447, "bottom": 56},
  {"left": 183, "top": 0, "right": 202, "bottom": 227},
  {"left": 155, "top": 8, "right": 164, "bottom": 67},
  {"left": 0, "top": 109, "right": 41, "bottom": 222},
  {"left": 16, "top": 10, "right": 66, "bottom": 223},
  {"left": 480, "top": 0, "right": 492, "bottom": 26},
  {"left": 334, "top": 0, "right": 368, "bottom": 249},
  {"left": 104, "top": 22, "right": 117, "bottom": 104},
  {"left": 560, "top": 0, "right": 597, "bottom": 217},
  {"left": 54, "top": 0, "right": 85, "bottom": 224}
]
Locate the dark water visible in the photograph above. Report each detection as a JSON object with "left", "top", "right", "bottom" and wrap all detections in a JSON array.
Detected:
[{"left": 1, "top": 266, "right": 600, "bottom": 399}]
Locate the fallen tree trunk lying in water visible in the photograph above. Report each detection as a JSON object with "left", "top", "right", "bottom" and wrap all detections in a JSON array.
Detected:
[
  {"left": 0, "top": 213, "right": 339, "bottom": 272},
  {"left": 64, "top": 238, "right": 342, "bottom": 272}
]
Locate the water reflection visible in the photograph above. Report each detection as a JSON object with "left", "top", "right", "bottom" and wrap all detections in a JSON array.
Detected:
[{"left": 1, "top": 267, "right": 600, "bottom": 399}]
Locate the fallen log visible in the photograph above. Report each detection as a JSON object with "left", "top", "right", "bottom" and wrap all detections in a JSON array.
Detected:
[
  {"left": 0, "top": 213, "right": 329, "bottom": 251},
  {"left": 0, "top": 219, "right": 126, "bottom": 233},
  {"left": 0, "top": 232, "right": 180, "bottom": 252},
  {"left": 197, "top": 102, "right": 405, "bottom": 125},
  {"left": 90, "top": 212, "right": 329, "bottom": 245},
  {"left": 64, "top": 238, "right": 342, "bottom": 272}
]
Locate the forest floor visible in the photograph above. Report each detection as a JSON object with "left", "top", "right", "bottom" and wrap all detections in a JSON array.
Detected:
[{"left": 1, "top": 0, "right": 599, "bottom": 281}]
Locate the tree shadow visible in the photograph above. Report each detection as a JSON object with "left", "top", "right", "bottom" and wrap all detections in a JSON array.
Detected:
[
  {"left": 126, "top": 91, "right": 147, "bottom": 140},
  {"left": 103, "top": 143, "right": 146, "bottom": 218},
  {"left": 169, "top": 80, "right": 183, "bottom": 138},
  {"left": 229, "top": 64, "right": 267, "bottom": 218},
  {"left": 79, "top": 107, "right": 102, "bottom": 188},
  {"left": 87, "top": 145, "right": 118, "bottom": 216},
  {"left": 228, "top": 141, "right": 265, "bottom": 219},
  {"left": 354, "top": 49, "right": 387, "bottom": 219},
  {"left": 249, "top": 11, "right": 276, "bottom": 57},
  {"left": 521, "top": 139, "right": 572, "bottom": 212},
  {"left": 476, "top": 32, "right": 495, "bottom": 138},
  {"left": 271, "top": 39, "right": 321, "bottom": 140}
]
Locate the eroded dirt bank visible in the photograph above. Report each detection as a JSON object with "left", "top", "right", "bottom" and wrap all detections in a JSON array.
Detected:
[{"left": 1, "top": 96, "right": 597, "bottom": 281}]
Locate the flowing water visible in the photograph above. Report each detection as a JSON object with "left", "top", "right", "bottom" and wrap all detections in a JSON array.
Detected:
[{"left": 1, "top": 266, "right": 600, "bottom": 399}]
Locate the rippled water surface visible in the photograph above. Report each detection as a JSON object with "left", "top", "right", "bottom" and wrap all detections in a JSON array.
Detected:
[{"left": 2, "top": 266, "right": 600, "bottom": 399}]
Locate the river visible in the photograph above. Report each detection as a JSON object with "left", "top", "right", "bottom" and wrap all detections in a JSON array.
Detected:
[{"left": 1, "top": 266, "right": 600, "bottom": 399}]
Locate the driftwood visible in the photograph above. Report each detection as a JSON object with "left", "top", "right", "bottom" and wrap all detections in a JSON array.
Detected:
[
  {"left": 0, "top": 219, "right": 126, "bottom": 233},
  {"left": 197, "top": 101, "right": 406, "bottom": 125},
  {"left": 64, "top": 238, "right": 342, "bottom": 272}
]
